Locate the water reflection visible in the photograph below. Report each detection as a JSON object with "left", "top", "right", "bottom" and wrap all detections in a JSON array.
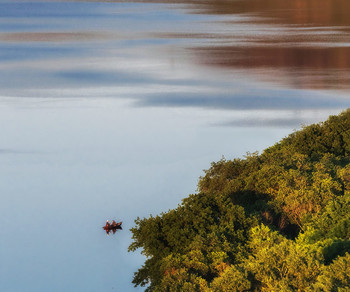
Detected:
[
  {"left": 191, "top": 45, "right": 350, "bottom": 90},
  {"left": 0, "top": 32, "right": 108, "bottom": 42},
  {"left": 1, "top": 0, "right": 348, "bottom": 123},
  {"left": 148, "top": 0, "right": 350, "bottom": 90},
  {"left": 199, "top": 0, "right": 350, "bottom": 27}
]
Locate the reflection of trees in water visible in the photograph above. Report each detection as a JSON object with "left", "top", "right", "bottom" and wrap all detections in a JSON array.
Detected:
[
  {"left": 153, "top": 0, "right": 350, "bottom": 90},
  {"left": 173, "top": 0, "right": 350, "bottom": 27},
  {"left": 192, "top": 45, "right": 350, "bottom": 90},
  {"left": 74, "top": 0, "right": 350, "bottom": 90}
]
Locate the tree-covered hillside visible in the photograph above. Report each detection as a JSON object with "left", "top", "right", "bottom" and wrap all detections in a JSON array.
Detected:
[{"left": 129, "top": 109, "right": 350, "bottom": 291}]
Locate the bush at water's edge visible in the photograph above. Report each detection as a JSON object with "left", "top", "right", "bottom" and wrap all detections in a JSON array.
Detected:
[{"left": 129, "top": 109, "right": 350, "bottom": 291}]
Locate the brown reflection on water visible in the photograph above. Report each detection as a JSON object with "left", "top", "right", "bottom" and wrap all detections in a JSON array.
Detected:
[
  {"left": 157, "top": 0, "right": 350, "bottom": 90},
  {"left": 208, "top": 0, "right": 347, "bottom": 25},
  {"left": 192, "top": 45, "right": 350, "bottom": 90},
  {"left": 160, "top": 0, "right": 350, "bottom": 27},
  {"left": 0, "top": 32, "right": 112, "bottom": 42}
]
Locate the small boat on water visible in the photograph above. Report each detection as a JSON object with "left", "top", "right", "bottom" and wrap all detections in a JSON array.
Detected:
[{"left": 103, "top": 220, "right": 122, "bottom": 235}]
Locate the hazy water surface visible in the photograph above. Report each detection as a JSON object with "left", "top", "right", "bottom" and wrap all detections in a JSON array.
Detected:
[{"left": 1, "top": 0, "right": 350, "bottom": 291}]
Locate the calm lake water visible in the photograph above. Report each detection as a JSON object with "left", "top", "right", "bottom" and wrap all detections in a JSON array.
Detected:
[{"left": 1, "top": 0, "right": 349, "bottom": 291}]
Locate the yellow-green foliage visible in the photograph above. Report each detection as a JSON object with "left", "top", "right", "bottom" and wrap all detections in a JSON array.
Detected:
[
  {"left": 314, "top": 252, "right": 350, "bottom": 291},
  {"left": 129, "top": 109, "right": 350, "bottom": 291}
]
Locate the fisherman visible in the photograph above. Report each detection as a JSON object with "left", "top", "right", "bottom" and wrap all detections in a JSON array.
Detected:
[{"left": 103, "top": 220, "right": 122, "bottom": 235}]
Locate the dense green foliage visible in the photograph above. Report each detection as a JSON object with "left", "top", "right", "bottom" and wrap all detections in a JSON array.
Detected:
[{"left": 129, "top": 109, "right": 350, "bottom": 291}]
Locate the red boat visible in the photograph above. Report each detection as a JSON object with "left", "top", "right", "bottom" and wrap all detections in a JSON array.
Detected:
[{"left": 103, "top": 220, "right": 122, "bottom": 235}]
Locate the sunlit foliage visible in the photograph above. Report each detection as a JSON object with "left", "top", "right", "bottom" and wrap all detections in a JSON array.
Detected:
[{"left": 129, "top": 109, "right": 350, "bottom": 291}]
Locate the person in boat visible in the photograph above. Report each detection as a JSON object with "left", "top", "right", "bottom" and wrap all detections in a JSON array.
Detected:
[
  {"left": 104, "top": 220, "right": 111, "bottom": 229},
  {"left": 112, "top": 221, "right": 122, "bottom": 229},
  {"left": 103, "top": 220, "right": 122, "bottom": 234}
]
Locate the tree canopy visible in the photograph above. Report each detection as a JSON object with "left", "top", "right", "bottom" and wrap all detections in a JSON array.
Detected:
[{"left": 129, "top": 109, "right": 350, "bottom": 291}]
